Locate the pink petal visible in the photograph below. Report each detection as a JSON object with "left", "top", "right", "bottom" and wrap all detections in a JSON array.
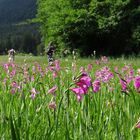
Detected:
[
  {"left": 77, "top": 94, "right": 83, "bottom": 102},
  {"left": 70, "top": 87, "right": 85, "bottom": 95},
  {"left": 134, "top": 76, "right": 140, "bottom": 92},
  {"left": 48, "top": 86, "right": 57, "bottom": 94},
  {"left": 136, "top": 122, "right": 140, "bottom": 128},
  {"left": 49, "top": 102, "right": 56, "bottom": 109},
  {"left": 92, "top": 80, "right": 101, "bottom": 93}
]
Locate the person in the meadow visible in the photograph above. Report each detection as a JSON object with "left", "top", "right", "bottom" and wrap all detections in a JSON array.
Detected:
[
  {"left": 46, "top": 42, "right": 56, "bottom": 66},
  {"left": 8, "top": 49, "right": 16, "bottom": 63}
]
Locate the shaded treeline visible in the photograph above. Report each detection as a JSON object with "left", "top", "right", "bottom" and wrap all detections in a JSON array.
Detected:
[{"left": 0, "top": 24, "right": 43, "bottom": 55}]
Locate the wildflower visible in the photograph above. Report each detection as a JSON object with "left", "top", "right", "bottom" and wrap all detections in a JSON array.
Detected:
[
  {"left": 101, "top": 56, "right": 108, "bottom": 63},
  {"left": 121, "top": 65, "right": 134, "bottom": 84},
  {"left": 11, "top": 88, "right": 16, "bottom": 94},
  {"left": 12, "top": 81, "right": 19, "bottom": 88},
  {"left": 54, "top": 60, "right": 60, "bottom": 71},
  {"left": 95, "top": 60, "right": 100, "bottom": 65},
  {"left": 31, "top": 76, "right": 35, "bottom": 82},
  {"left": 30, "top": 88, "right": 38, "bottom": 99},
  {"left": 92, "top": 80, "right": 101, "bottom": 93},
  {"left": 87, "top": 64, "right": 93, "bottom": 72},
  {"left": 77, "top": 75, "right": 91, "bottom": 88},
  {"left": 3, "top": 63, "right": 9, "bottom": 71},
  {"left": 114, "top": 66, "right": 118, "bottom": 73},
  {"left": 71, "top": 72, "right": 92, "bottom": 101},
  {"left": 10, "top": 81, "right": 21, "bottom": 94},
  {"left": 134, "top": 76, "right": 140, "bottom": 92},
  {"left": 80, "top": 67, "right": 85, "bottom": 73},
  {"left": 120, "top": 79, "right": 127, "bottom": 92},
  {"left": 10, "top": 69, "right": 16, "bottom": 78},
  {"left": 70, "top": 87, "right": 84, "bottom": 101},
  {"left": 71, "top": 87, "right": 85, "bottom": 95},
  {"left": 31, "top": 93, "right": 36, "bottom": 100},
  {"left": 48, "top": 86, "right": 57, "bottom": 96},
  {"left": 95, "top": 67, "right": 113, "bottom": 83},
  {"left": 49, "top": 66, "right": 55, "bottom": 72},
  {"left": 3, "top": 78, "right": 7, "bottom": 84},
  {"left": 48, "top": 101, "right": 57, "bottom": 109},
  {"left": 52, "top": 71, "right": 58, "bottom": 78}
]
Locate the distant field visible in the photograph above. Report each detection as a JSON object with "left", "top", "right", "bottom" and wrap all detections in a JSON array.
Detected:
[
  {"left": 0, "top": 55, "right": 47, "bottom": 65},
  {"left": 0, "top": 55, "right": 140, "bottom": 67}
]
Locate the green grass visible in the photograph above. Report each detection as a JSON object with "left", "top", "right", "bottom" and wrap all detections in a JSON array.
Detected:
[
  {"left": 0, "top": 55, "right": 140, "bottom": 139},
  {"left": 0, "top": 55, "right": 140, "bottom": 66}
]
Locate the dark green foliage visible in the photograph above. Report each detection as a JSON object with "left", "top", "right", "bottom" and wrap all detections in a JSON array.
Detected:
[
  {"left": 0, "top": 24, "right": 41, "bottom": 55},
  {"left": 37, "top": 0, "right": 140, "bottom": 56}
]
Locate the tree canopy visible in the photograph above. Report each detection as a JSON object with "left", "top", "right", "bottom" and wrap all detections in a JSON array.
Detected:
[{"left": 37, "top": 0, "right": 140, "bottom": 56}]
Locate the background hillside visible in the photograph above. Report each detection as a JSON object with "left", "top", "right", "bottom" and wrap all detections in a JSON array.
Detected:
[
  {"left": 0, "top": 0, "right": 42, "bottom": 55},
  {"left": 0, "top": 0, "right": 36, "bottom": 24}
]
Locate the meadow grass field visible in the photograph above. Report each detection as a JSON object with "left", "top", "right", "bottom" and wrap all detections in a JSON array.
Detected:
[{"left": 0, "top": 55, "right": 140, "bottom": 140}]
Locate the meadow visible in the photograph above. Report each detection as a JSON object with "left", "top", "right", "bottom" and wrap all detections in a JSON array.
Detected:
[{"left": 0, "top": 55, "right": 140, "bottom": 140}]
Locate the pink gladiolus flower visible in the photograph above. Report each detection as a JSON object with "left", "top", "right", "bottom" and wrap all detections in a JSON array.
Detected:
[
  {"left": 52, "top": 71, "right": 58, "bottom": 78},
  {"left": 48, "top": 86, "right": 57, "bottom": 95},
  {"left": 54, "top": 60, "right": 60, "bottom": 71},
  {"left": 92, "top": 80, "right": 101, "bottom": 93},
  {"left": 71, "top": 87, "right": 85, "bottom": 95},
  {"left": 71, "top": 72, "right": 92, "bottom": 101},
  {"left": 31, "top": 76, "right": 35, "bottom": 81},
  {"left": 3, "top": 63, "right": 9, "bottom": 72},
  {"left": 12, "top": 81, "right": 18, "bottom": 88},
  {"left": 30, "top": 88, "right": 38, "bottom": 99},
  {"left": 10, "top": 69, "right": 16, "bottom": 78},
  {"left": 70, "top": 87, "right": 84, "bottom": 101},
  {"left": 77, "top": 94, "right": 83, "bottom": 102},
  {"left": 87, "top": 64, "right": 93, "bottom": 72},
  {"left": 79, "top": 75, "right": 91, "bottom": 88},
  {"left": 11, "top": 88, "right": 16, "bottom": 94},
  {"left": 31, "top": 88, "right": 37, "bottom": 94},
  {"left": 95, "top": 67, "right": 113, "bottom": 83},
  {"left": 3, "top": 78, "right": 7, "bottom": 84},
  {"left": 134, "top": 76, "right": 140, "bottom": 92},
  {"left": 76, "top": 73, "right": 91, "bottom": 87},
  {"left": 76, "top": 82, "right": 88, "bottom": 93},
  {"left": 76, "top": 74, "right": 91, "bottom": 93},
  {"left": 120, "top": 79, "right": 127, "bottom": 92},
  {"left": 11, "top": 81, "right": 20, "bottom": 90},
  {"left": 49, "top": 101, "right": 56, "bottom": 109},
  {"left": 101, "top": 56, "right": 108, "bottom": 63},
  {"left": 121, "top": 65, "right": 134, "bottom": 84},
  {"left": 31, "top": 93, "right": 36, "bottom": 100},
  {"left": 80, "top": 67, "right": 85, "bottom": 73},
  {"left": 49, "top": 66, "right": 55, "bottom": 72},
  {"left": 95, "top": 60, "right": 100, "bottom": 65}
]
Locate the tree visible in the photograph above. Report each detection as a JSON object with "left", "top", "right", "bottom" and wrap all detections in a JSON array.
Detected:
[{"left": 37, "top": 0, "right": 140, "bottom": 56}]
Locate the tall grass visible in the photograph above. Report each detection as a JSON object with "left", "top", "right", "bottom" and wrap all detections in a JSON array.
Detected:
[{"left": 0, "top": 55, "right": 140, "bottom": 139}]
